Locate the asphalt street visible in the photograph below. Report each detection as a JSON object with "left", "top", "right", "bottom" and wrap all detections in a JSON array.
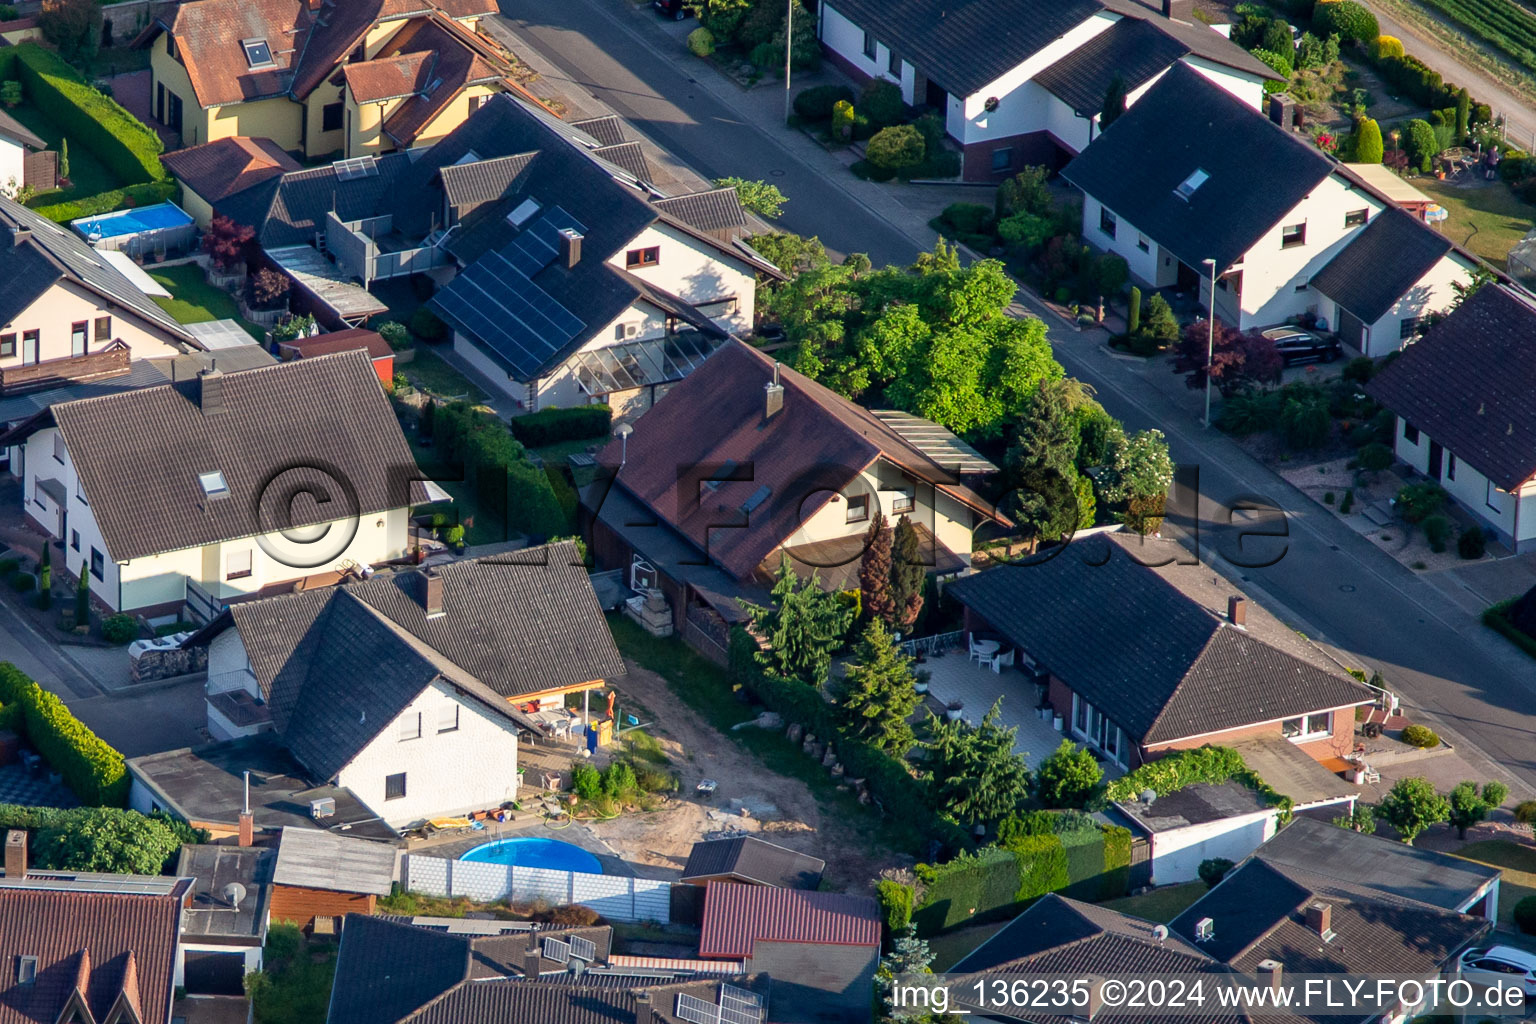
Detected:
[{"left": 498, "top": 0, "right": 1536, "bottom": 794}]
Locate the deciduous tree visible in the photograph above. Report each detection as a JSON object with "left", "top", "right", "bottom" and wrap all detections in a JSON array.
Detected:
[
  {"left": 1448, "top": 780, "right": 1509, "bottom": 839},
  {"left": 1173, "top": 319, "right": 1283, "bottom": 396},
  {"left": 1379, "top": 776, "right": 1450, "bottom": 845},
  {"left": 1033, "top": 740, "right": 1103, "bottom": 808}
]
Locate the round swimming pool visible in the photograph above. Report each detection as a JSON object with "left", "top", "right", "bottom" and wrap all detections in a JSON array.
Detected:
[{"left": 461, "top": 836, "right": 603, "bottom": 873}]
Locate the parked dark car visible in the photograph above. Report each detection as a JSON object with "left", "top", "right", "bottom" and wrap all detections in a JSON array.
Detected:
[
  {"left": 653, "top": 0, "right": 689, "bottom": 19},
  {"left": 1262, "top": 326, "right": 1342, "bottom": 366}
]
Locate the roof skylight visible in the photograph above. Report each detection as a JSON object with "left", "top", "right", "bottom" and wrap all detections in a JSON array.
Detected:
[
  {"left": 1175, "top": 168, "right": 1210, "bottom": 201},
  {"left": 506, "top": 198, "right": 541, "bottom": 228},
  {"left": 242, "top": 39, "right": 274, "bottom": 69},
  {"left": 199, "top": 470, "right": 230, "bottom": 499}
]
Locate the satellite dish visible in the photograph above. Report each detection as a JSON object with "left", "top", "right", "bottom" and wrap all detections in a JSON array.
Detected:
[
  {"left": 222, "top": 882, "right": 247, "bottom": 908},
  {"left": 1140, "top": 789, "right": 1158, "bottom": 806},
  {"left": 1150, "top": 924, "right": 1169, "bottom": 943}
]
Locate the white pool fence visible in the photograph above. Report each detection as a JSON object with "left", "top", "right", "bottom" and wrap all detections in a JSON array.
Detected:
[{"left": 400, "top": 854, "right": 673, "bottom": 924}]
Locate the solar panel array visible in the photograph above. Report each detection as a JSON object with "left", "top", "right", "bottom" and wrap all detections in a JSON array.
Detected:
[
  {"left": 431, "top": 207, "right": 591, "bottom": 379},
  {"left": 720, "top": 985, "right": 764, "bottom": 1024},
  {"left": 542, "top": 937, "right": 572, "bottom": 963},
  {"left": 333, "top": 156, "right": 379, "bottom": 181},
  {"left": 569, "top": 935, "right": 597, "bottom": 962},
  {"left": 676, "top": 994, "right": 720, "bottom": 1024}
]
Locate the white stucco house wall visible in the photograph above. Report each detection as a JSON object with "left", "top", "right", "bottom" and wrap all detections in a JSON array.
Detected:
[
  {"left": 1064, "top": 64, "right": 1481, "bottom": 338},
  {"left": 816, "top": 0, "right": 1276, "bottom": 179},
  {"left": 0, "top": 350, "right": 431, "bottom": 620},
  {"left": 1367, "top": 284, "right": 1536, "bottom": 552}
]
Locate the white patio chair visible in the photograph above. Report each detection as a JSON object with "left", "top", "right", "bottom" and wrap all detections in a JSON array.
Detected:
[
  {"left": 968, "top": 633, "right": 984, "bottom": 664},
  {"left": 988, "top": 649, "right": 1016, "bottom": 674}
]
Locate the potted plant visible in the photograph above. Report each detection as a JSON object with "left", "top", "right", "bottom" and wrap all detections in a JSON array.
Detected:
[
  {"left": 946, "top": 700, "right": 964, "bottom": 722},
  {"left": 444, "top": 524, "right": 466, "bottom": 554},
  {"left": 914, "top": 675, "right": 929, "bottom": 695}
]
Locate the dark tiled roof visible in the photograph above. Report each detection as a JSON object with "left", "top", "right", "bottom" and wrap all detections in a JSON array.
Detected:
[
  {"left": 699, "top": 882, "right": 879, "bottom": 958},
  {"left": 569, "top": 115, "right": 627, "bottom": 147},
  {"left": 1032, "top": 18, "right": 1189, "bottom": 117},
  {"left": 0, "top": 109, "right": 44, "bottom": 151},
  {"left": 0, "top": 199, "right": 194, "bottom": 344},
  {"left": 1366, "top": 285, "right": 1536, "bottom": 489},
  {"left": 279, "top": 328, "right": 393, "bottom": 361},
  {"left": 328, "top": 916, "right": 472, "bottom": 1024},
  {"left": 1308, "top": 207, "right": 1457, "bottom": 324},
  {"left": 438, "top": 152, "right": 538, "bottom": 210},
  {"left": 1172, "top": 856, "right": 1490, "bottom": 975},
  {"left": 681, "top": 837, "right": 825, "bottom": 889},
  {"left": 234, "top": 152, "right": 415, "bottom": 249},
  {"left": 651, "top": 188, "right": 747, "bottom": 236},
  {"left": 162, "top": 137, "right": 303, "bottom": 204},
  {"left": 1253, "top": 817, "right": 1498, "bottom": 911},
  {"left": 944, "top": 534, "right": 1371, "bottom": 744},
  {"left": 11, "top": 350, "right": 421, "bottom": 561},
  {"left": 0, "top": 883, "right": 187, "bottom": 1024},
  {"left": 598, "top": 340, "right": 1003, "bottom": 582},
  {"left": 1101, "top": 0, "right": 1282, "bottom": 80},
  {"left": 825, "top": 0, "right": 1102, "bottom": 97},
  {"left": 1061, "top": 63, "right": 1334, "bottom": 273},
  {"left": 592, "top": 142, "right": 653, "bottom": 184},
  {"left": 948, "top": 896, "right": 1249, "bottom": 1024},
  {"left": 208, "top": 543, "right": 622, "bottom": 778}
]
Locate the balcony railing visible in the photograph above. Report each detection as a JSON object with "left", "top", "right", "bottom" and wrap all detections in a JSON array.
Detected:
[
  {"left": 898, "top": 630, "right": 964, "bottom": 658},
  {"left": 0, "top": 342, "right": 130, "bottom": 394}
]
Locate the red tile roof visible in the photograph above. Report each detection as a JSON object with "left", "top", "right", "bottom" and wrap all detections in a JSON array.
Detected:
[
  {"left": 279, "top": 328, "right": 393, "bottom": 361},
  {"left": 341, "top": 51, "right": 435, "bottom": 102},
  {"left": 162, "top": 0, "right": 313, "bottom": 108},
  {"left": 376, "top": 15, "right": 508, "bottom": 146},
  {"left": 698, "top": 882, "right": 880, "bottom": 959},
  {"left": 161, "top": 136, "right": 302, "bottom": 203},
  {"left": 600, "top": 340, "right": 1005, "bottom": 582},
  {"left": 0, "top": 883, "right": 188, "bottom": 1024}
]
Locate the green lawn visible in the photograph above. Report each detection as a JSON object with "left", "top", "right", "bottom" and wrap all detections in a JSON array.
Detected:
[
  {"left": 530, "top": 436, "right": 604, "bottom": 465},
  {"left": 1416, "top": 176, "right": 1535, "bottom": 270},
  {"left": 606, "top": 614, "right": 919, "bottom": 856},
  {"left": 1452, "top": 839, "right": 1536, "bottom": 929},
  {"left": 146, "top": 265, "right": 265, "bottom": 340},
  {"left": 401, "top": 348, "right": 486, "bottom": 402},
  {"left": 1098, "top": 881, "right": 1208, "bottom": 923},
  {"left": 6, "top": 101, "right": 123, "bottom": 204}
]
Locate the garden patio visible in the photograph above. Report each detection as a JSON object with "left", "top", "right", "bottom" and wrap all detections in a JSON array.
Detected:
[{"left": 914, "top": 642, "right": 1081, "bottom": 771}]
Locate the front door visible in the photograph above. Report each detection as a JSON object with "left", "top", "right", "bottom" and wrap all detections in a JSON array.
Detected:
[
  {"left": 70, "top": 322, "right": 86, "bottom": 357},
  {"left": 1428, "top": 440, "right": 1444, "bottom": 480},
  {"left": 167, "top": 91, "right": 183, "bottom": 135},
  {"left": 924, "top": 79, "right": 947, "bottom": 111},
  {"left": 155, "top": 82, "right": 164, "bottom": 123}
]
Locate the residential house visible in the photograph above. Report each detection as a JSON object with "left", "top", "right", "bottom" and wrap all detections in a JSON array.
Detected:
[
  {"left": 325, "top": 914, "right": 763, "bottom": 1024},
  {"left": 139, "top": 0, "right": 513, "bottom": 157},
  {"left": 127, "top": 734, "right": 400, "bottom": 842},
  {"left": 1366, "top": 284, "right": 1536, "bottom": 551},
  {"left": 0, "top": 350, "right": 433, "bottom": 619},
  {"left": 181, "top": 542, "right": 624, "bottom": 828},
  {"left": 0, "top": 109, "right": 53, "bottom": 195},
  {"left": 269, "top": 827, "right": 396, "bottom": 931},
  {"left": 945, "top": 533, "right": 1376, "bottom": 772},
  {"left": 583, "top": 340, "right": 1008, "bottom": 657},
  {"left": 1061, "top": 64, "right": 1480, "bottom": 339},
  {"left": 0, "top": 198, "right": 195, "bottom": 401},
  {"left": 816, "top": 0, "right": 1277, "bottom": 178},
  {"left": 950, "top": 819, "right": 1500, "bottom": 1024},
  {"left": 698, "top": 882, "right": 879, "bottom": 1023},
  {"left": 216, "top": 96, "right": 772, "bottom": 410},
  {"left": 277, "top": 327, "right": 394, "bottom": 384},
  {"left": 160, "top": 136, "right": 302, "bottom": 228},
  {"left": 0, "top": 836, "right": 192, "bottom": 1024},
  {"left": 174, "top": 843, "right": 274, "bottom": 994},
  {"left": 681, "top": 837, "right": 825, "bottom": 891}
]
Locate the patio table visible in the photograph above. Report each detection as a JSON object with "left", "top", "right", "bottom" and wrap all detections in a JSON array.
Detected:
[{"left": 973, "top": 639, "right": 1000, "bottom": 657}]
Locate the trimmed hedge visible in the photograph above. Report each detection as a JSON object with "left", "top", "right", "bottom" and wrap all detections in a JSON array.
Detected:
[
  {"left": 0, "top": 663, "right": 129, "bottom": 806},
  {"left": 726, "top": 628, "right": 969, "bottom": 854},
  {"left": 875, "top": 879, "right": 914, "bottom": 936},
  {"left": 14, "top": 44, "right": 164, "bottom": 185},
  {"left": 1484, "top": 598, "right": 1536, "bottom": 661},
  {"left": 911, "top": 823, "right": 1131, "bottom": 935},
  {"left": 432, "top": 401, "right": 570, "bottom": 540},
  {"left": 508, "top": 404, "right": 612, "bottom": 448},
  {"left": 31, "top": 180, "right": 177, "bottom": 225},
  {"left": 1105, "top": 745, "right": 1293, "bottom": 821}
]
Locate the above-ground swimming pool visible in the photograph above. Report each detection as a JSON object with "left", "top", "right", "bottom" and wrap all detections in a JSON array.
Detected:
[
  {"left": 70, "top": 202, "right": 197, "bottom": 255},
  {"left": 461, "top": 836, "right": 603, "bottom": 873}
]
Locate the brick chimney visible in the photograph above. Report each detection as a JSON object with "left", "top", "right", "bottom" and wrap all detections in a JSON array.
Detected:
[
  {"left": 764, "top": 362, "right": 784, "bottom": 420},
  {"left": 1227, "top": 595, "right": 1247, "bottom": 627},
  {"left": 634, "top": 991, "right": 655, "bottom": 1024},
  {"left": 11, "top": 226, "right": 30, "bottom": 247},
  {"left": 4, "top": 829, "right": 26, "bottom": 878},
  {"left": 558, "top": 228, "right": 583, "bottom": 269},
  {"left": 1162, "top": 0, "right": 1193, "bottom": 22},
  {"left": 1257, "top": 959, "right": 1283, "bottom": 990},
  {"left": 419, "top": 570, "right": 444, "bottom": 618},
  {"left": 198, "top": 361, "right": 225, "bottom": 415},
  {"left": 1268, "top": 94, "right": 1296, "bottom": 131},
  {"left": 1305, "top": 902, "right": 1332, "bottom": 937},
  {"left": 237, "top": 769, "right": 254, "bottom": 846}
]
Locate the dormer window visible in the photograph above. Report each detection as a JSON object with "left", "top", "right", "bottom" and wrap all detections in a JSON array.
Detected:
[
  {"left": 1175, "top": 168, "right": 1209, "bottom": 201},
  {"left": 242, "top": 39, "right": 274, "bottom": 69},
  {"left": 198, "top": 470, "right": 229, "bottom": 499}
]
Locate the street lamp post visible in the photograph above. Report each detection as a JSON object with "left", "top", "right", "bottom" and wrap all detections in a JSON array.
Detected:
[
  {"left": 1202, "top": 257, "right": 1217, "bottom": 429},
  {"left": 784, "top": 0, "right": 794, "bottom": 122}
]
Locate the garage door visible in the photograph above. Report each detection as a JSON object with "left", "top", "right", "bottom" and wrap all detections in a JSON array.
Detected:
[
  {"left": 1337, "top": 309, "right": 1365, "bottom": 351},
  {"left": 183, "top": 951, "right": 247, "bottom": 996}
]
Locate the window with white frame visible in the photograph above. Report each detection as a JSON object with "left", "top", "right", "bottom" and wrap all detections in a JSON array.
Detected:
[
  {"left": 1069, "top": 693, "right": 1126, "bottom": 767},
  {"left": 438, "top": 704, "right": 460, "bottom": 733},
  {"left": 225, "top": 549, "right": 252, "bottom": 580},
  {"left": 1281, "top": 223, "right": 1306, "bottom": 248},
  {"left": 384, "top": 773, "right": 407, "bottom": 800},
  {"left": 52, "top": 433, "right": 64, "bottom": 463},
  {"left": 862, "top": 31, "right": 876, "bottom": 60},
  {"left": 1099, "top": 207, "right": 1117, "bottom": 238},
  {"left": 1281, "top": 711, "right": 1333, "bottom": 741},
  {"left": 399, "top": 712, "right": 421, "bottom": 741}
]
